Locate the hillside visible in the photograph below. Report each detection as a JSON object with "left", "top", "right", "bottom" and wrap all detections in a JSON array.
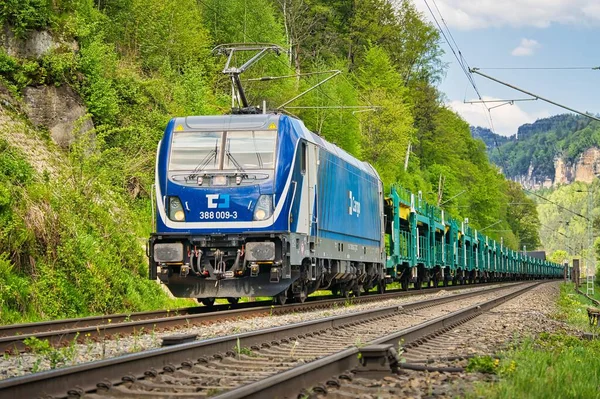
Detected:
[
  {"left": 471, "top": 114, "right": 600, "bottom": 189},
  {"left": 0, "top": 0, "right": 541, "bottom": 323}
]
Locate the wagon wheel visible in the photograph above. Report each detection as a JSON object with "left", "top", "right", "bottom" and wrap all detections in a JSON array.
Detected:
[
  {"left": 401, "top": 279, "right": 409, "bottom": 291},
  {"left": 201, "top": 297, "right": 215, "bottom": 307},
  {"left": 227, "top": 297, "right": 240, "bottom": 305}
]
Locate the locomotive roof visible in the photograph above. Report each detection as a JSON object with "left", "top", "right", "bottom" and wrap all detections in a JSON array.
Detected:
[{"left": 174, "top": 114, "right": 381, "bottom": 180}]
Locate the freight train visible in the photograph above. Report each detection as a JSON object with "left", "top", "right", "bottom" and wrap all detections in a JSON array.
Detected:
[{"left": 147, "top": 112, "right": 562, "bottom": 305}]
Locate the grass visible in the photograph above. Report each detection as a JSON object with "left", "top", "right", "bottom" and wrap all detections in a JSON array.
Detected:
[
  {"left": 467, "top": 333, "right": 600, "bottom": 399},
  {"left": 466, "top": 282, "right": 600, "bottom": 399},
  {"left": 555, "top": 282, "right": 599, "bottom": 331}
]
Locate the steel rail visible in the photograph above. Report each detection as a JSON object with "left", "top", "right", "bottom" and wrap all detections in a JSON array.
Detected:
[
  {"left": 0, "top": 282, "right": 530, "bottom": 398},
  {"left": 0, "top": 281, "right": 518, "bottom": 353},
  {"left": 214, "top": 281, "right": 541, "bottom": 399},
  {"left": 0, "top": 303, "right": 259, "bottom": 338}
]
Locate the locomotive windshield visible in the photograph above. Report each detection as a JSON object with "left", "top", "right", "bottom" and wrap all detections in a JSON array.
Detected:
[
  {"left": 169, "top": 131, "right": 221, "bottom": 171},
  {"left": 169, "top": 130, "right": 276, "bottom": 172},
  {"left": 223, "top": 131, "right": 276, "bottom": 170}
]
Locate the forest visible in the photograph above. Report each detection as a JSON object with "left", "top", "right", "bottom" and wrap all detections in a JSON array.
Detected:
[{"left": 0, "top": 0, "right": 542, "bottom": 322}]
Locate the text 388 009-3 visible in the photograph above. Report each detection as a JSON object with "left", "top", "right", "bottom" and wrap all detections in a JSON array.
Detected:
[{"left": 199, "top": 211, "right": 238, "bottom": 220}]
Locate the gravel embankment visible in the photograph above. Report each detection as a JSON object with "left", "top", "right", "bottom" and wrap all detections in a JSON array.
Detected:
[
  {"left": 0, "top": 284, "right": 513, "bottom": 380},
  {"left": 327, "top": 281, "right": 573, "bottom": 399}
]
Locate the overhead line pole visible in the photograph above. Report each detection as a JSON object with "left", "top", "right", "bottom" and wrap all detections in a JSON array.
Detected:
[{"left": 470, "top": 68, "right": 600, "bottom": 123}]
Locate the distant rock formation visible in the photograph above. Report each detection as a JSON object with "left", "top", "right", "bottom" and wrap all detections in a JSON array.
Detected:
[{"left": 470, "top": 114, "right": 600, "bottom": 189}]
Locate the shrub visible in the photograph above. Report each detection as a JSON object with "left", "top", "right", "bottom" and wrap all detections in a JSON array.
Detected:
[{"left": 0, "top": 0, "right": 53, "bottom": 38}]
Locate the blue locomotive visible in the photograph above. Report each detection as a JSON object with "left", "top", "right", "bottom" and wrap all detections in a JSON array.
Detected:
[{"left": 148, "top": 113, "right": 386, "bottom": 305}]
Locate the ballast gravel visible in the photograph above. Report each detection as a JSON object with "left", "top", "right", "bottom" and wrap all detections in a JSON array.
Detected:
[
  {"left": 0, "top": 283, "right": 517, "bottom": 380},
  {"left": 320, "top": 281, "right": 573, "bottom": 399}
]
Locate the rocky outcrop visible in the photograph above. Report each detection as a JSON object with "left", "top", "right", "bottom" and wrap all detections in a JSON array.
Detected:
[
  {"left": 514, "top": 174, "right": 552, "bottom": 190},
  {"left": 2, "top": 25, "right": 92, "bottom": 147},
  {"left": 567, "top": 148, "right": 600, "bottom": 184},
  {"left": 23, "top": 85, "right": 93, "bottom": 147},
  {"left": 1, "top": 25, "right": 78, "bottom": 59},
  {"left": 517, "top": 149, "right": 600, "bottom": 189},
  {"left": 553, "top": 157, "right": 573, "bottom": 186}
]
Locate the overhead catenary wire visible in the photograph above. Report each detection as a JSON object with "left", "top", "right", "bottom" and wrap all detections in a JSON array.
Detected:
[
  {"left": 527, "top": 190, "right": 588, "bottom": 221},
  {"left": 422, "top": 0, "right": 595, "bottom": 240},
  {"left": 198, "top": 0, "right": 372, "bottom": 129},
  {"left": 474, "top": 66, "right": 600, "bottom": 70},
  {"left": 423, "top": 0, "right": 481, "bottom": 99},
  {"left": 470, "top": 68, "right": 600, "bottom": 123},
  {"left": 422, "top": 0, "right": 509, "bottom": 172}
]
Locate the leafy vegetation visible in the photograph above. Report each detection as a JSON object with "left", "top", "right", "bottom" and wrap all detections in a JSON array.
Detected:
[
  {"left": 536, "top": 181, "right": 600, "bottom": 266},
  {"left": 0, "top": 0, "right": 544, "bottom": 323}
]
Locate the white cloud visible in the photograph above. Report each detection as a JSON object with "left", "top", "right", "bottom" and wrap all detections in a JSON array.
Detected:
[
  {"left": 448, "top": 97, "right": 551, "bottom": 136},
  {"left": 415, "top": 0, "right": 600, "bottom": 30},
  {"left": 511, "top": 38, "right": 540, "bottom": 56}
]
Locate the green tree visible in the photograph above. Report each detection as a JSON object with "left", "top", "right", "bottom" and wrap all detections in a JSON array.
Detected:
[
  {"left": 505, "top": 181, "right": 541, "bottom": 249},
  {"left": 354, "top": 46, "right": 413, "bottom": 186}
]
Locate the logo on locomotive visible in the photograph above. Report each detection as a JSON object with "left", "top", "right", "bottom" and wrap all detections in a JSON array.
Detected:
[
  {"left": 206, "top": 194, "right": 230, "bottom": 209},
  {"left": 348, "top": 190, "right": 361, "bottom": 217}
]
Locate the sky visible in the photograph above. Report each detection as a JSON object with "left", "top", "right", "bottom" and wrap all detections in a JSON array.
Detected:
[{"left": 414, "top": 0, "right": 600, "bottom": 136}]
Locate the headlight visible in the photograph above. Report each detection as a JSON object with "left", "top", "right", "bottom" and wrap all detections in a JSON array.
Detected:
[
  {"left": 154, "top": 243, "right": 184, "bottom": 262},
  {"left": 168, "top": 197, "right": 186, "bottom": 221},
  {"left": 253, "top": 194, "right": 273, "bottom": 221}
]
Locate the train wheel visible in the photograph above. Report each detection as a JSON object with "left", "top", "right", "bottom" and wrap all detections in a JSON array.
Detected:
[
  {"left": 227, "top": 297, "right": 239, "bottom": 305},
  {"left": 275, "top": 289, "right": 288, "bottom": 305},
  {"left": 297, "top": 286, "right": 308, "bottom": 303},
  {"left": 377, "top": 280, "right": 386, "bottom": 294},
  {"left": 201, "top": 298, "right": 215, "bottom": 307},
  {"left": 401, "top": 280, "right": 409, "bottom": 291}
]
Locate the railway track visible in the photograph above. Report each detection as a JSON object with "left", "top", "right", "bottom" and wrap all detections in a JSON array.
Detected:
[
  {"left": 0, "top": 281, "right": 515, "bottom": 354},
  {"left": 215, "top": 281, "right": 541, "bottom": 399},
  {"left": 0, "top": 281, "right": 539, "bottom": 398}
]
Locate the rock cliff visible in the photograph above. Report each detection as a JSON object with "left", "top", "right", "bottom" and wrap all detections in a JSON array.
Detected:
[{"left": 471, "top": 114, "right": 600, "bottom": 189}]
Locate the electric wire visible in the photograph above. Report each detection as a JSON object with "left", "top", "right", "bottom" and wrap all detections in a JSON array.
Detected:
[
  {"left": 198, "top": 0, "right": 370, "bottom": 130},
  {"left": 475, "top": 67, "right": 600, "bottom": 70},
  {"left": 423, "top": 0, "right": 509, "bottom": 172},
  {"left": 422, "top": 0, "right": 593, "bottom": 239},
  {"left": 527, "top": 190, "right": 588, "bottom": 221}
]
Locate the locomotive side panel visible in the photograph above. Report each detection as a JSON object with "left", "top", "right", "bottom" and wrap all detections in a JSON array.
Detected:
[{"left": 315, "top": 149, "right": 383, "bottom": 258}]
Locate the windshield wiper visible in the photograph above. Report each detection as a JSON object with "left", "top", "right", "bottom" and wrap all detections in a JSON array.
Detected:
[
  {"left": 188, "top": 140, "right": 218, "bottom": 179},
  {"left": 225, "top": 139, "right": 245, "bottom": 173}
]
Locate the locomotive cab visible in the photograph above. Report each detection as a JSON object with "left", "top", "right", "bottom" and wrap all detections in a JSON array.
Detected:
[{"left": 148, "top": 114, "right": 297, "bottom": 300}]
